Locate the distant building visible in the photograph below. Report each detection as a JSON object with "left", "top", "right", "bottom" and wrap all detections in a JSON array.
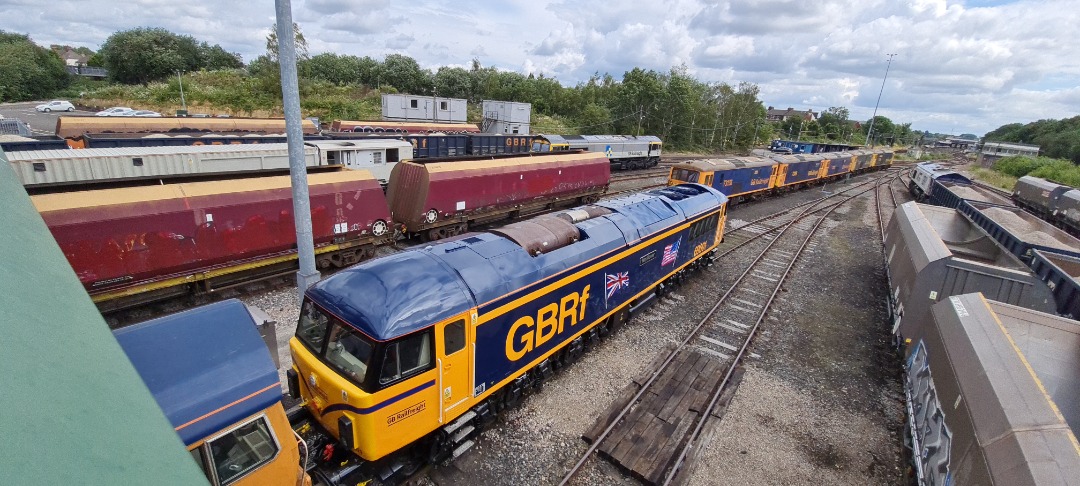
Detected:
[
  {"left": 51, "top": 46, "right": 90, "bottom": 67},
  {"left": 766, "top": 106, "right": 817, "bottom": 122},
  {"left": 978, "top": 141, "right": 1040, "bottom": 167},
  {"left": 481, "top": 100, "right": 531, "bottom": 134},
  {"left": 381, "top": 94, "right": 467, "bottom": 124},
  {"left": 934, "top": 138, "right": 977, "bottom": 149}
]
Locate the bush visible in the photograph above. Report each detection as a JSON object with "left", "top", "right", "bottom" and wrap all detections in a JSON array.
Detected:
[
  {"left": 992, "top": 155, "right": 1046, "bottom": 177},
  {"left": 992, "top": 155, "right": 1080, "bottom": 187}
]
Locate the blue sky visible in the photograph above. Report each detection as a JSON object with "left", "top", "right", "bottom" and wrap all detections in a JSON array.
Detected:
[{"left": 2, "top": 0, "right": 1076, "bottom": 136}]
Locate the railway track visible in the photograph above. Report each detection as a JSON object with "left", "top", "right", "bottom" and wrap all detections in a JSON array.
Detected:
[
  {"left": 610, "top": 167, "right": 671, "bottom": 182},
  {"left": 561, "top": 170, "right": 898, "bottom": 486}
]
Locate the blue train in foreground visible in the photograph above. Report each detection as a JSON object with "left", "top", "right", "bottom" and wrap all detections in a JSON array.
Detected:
[{"left": 286, "top": 183, "right": 727, "bottom": 482}]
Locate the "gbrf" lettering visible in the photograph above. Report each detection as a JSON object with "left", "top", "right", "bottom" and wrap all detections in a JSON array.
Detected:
[{"left": 505, "top": 285, "right": 591, "bottom": 361}]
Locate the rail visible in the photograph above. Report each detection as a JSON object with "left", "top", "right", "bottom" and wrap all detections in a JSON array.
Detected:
[{"left": 561, "top": 170, "right": 897, "bottom": 485}]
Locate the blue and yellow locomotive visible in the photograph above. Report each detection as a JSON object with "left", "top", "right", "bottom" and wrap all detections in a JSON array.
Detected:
[
  {"left": 286, "top": 183, "right": 727, "bottom": 481},
  {"left": 667, "top": 149, "right": 894, "bottom": 202}
]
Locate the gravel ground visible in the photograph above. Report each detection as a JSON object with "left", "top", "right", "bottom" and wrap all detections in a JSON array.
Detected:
[
  {"left": 237, "top": 170, "right": 908, "bottom": 485},
  {"left": 684, "top": 191, "right": 906, "bottom": 485}
]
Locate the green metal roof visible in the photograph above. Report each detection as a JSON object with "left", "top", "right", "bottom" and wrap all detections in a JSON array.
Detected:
[{"left": 0, "top": 147, "right": 206, "bottom": 484}]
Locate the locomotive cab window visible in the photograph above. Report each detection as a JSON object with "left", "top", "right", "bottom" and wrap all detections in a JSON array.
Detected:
[
  {"left": 296, "top": 300, "right": 329, "bottom": 352},
  {"left": 672, "top": 169, "right": 698, "bottom": 183},
  {"left": 206, "top": 416, "right": 279, "bottom": 485},
  {"left": 326, "top": 322, "right": 375, "bottom": 385},
  {"left": 444, "top": 320, "right": 466, "bottom": 355},
  {"left": 379, "top": 330, "right": 434, "bottom": 386}
]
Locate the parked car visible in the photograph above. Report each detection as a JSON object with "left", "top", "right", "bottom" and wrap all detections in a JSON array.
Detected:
[
  {"left": 132, "top": 110, "right": 162, "bottom": 117},
  {"left": 95, "top": 107, "right": 135, "bottom": 117},
  {"left": 36, "top": 100, "right": 75, "bottom": 113}
]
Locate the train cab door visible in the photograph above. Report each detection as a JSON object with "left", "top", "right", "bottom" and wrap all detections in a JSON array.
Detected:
[
  {"left": 704, "top": 173, "right": 715, "bottom": 188},
  {"left": 436, "top": 313, "right": 474, "bottom": 417}
]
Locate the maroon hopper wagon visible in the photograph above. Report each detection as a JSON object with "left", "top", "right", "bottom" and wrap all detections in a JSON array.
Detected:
[
  {"left": 386, "top": 152, "right": 610, "bottom": 240},
  {"left": 33, "top": 170, "right": 391, "bottom": 311}
]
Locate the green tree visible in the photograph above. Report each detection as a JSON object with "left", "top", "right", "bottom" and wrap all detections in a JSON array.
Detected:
[
  {"left": 433, "top": 66, "right": 472, "bottom": 99},
  {"left": 264, "top": 23, "right": 308, "bottom": 63},
  {"left": 381, "top": 54, "right": 431, "bottom": 94},
  {"left": 865, "top": 115, "right": 895, "bottom": 144},
  {"left": 818, "top": 106, "right": 849, "bottom": 140},
  {"left": 87, "top": 52, "right": 105, "bottom": 67},
  {"left": 0, "top": 31, "right": 70, "bottom": 102},
  {"left": 100, "top": 28, "right": 203, "bottom": 84},
  {"left": 575, "top": 103, "right": 613, "bottom": 133},
  {"left": 198, "top": 43, "right": 243, "bottom": 70}
]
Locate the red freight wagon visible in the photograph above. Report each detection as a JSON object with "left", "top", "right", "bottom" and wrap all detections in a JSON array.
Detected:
[
  {"left": 386, "top": 152, "right": 610, "bottom": 240},
  {"left": 33, "top": 170, "right": 391, "bottom": 311}
]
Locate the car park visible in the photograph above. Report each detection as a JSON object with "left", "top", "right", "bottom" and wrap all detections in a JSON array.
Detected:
[
  {"left": 95, "top": 107, "right": 135, "bottom": 116},
  {"left": 35, "top": 100, "right": 75, "bottom": 113}
]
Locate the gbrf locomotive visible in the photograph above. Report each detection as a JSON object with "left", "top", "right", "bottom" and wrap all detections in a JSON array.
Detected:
[{"left": 286, "top": 183, "right": 727, "bottom": 482}]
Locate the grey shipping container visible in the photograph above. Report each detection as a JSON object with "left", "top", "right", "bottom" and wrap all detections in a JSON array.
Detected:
[{"left": 884, "top": 202, "right": 1057, "bottom": 342}]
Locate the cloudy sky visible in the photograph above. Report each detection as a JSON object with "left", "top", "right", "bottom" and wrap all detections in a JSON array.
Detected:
[{"left": 4, "top": 0, "right": 1078, "bottom": 136}]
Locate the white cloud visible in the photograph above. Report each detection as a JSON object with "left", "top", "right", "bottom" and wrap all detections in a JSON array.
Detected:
[{"left": 1, "top": 0, "right": 1077, "bottom": 135}]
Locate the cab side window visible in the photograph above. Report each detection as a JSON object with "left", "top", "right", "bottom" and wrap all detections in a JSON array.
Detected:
[
  {"left": 207, "top": 417, "right": 279, "bottom": 485},
  {"left": 444, "top": 320, "right": 466, "bottom": 355},
  {"left": 380, "top": 331, "right": 433, "bottom": 385}
]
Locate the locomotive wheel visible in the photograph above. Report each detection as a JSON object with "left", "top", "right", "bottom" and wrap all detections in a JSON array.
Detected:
[{"left": 371, "top": 219, "right": 389, "bottom": 236}]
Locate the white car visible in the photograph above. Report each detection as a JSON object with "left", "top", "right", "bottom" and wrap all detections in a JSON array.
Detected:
[
  {"left": 95, "top": 107, "right": 135, "bottom": 116},
  {"left": 132, "top": 110, "right": 162, "bottom": 117},
  {"left": 36, "top": 100, "right": 75, "bottom": 112}
]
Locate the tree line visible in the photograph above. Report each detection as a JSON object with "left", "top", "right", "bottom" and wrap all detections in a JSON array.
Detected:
[
  {"left": 984, "top": 117, "right": 1080, "bottom": 164},
  {"left": 5, "top": 25, "right": 922, "bottom": 153}
]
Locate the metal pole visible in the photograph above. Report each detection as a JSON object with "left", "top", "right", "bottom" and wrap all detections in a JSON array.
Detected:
[
  {"left": 865, "top": 53, "right": 896, "bottom": 148},
  {"left": 176, "top": 71, "right": 187, "bottom": 112},
  {"left": 275, "top": 0, "right": 320, "bottom": 300}
]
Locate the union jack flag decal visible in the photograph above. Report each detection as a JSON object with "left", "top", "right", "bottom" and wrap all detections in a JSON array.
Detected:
[
  {"left": 605, "top": 271, "right": 630, "bottom": 300},
  {"left": 661, "top": 237, "right": 681, "bottom": 266}
]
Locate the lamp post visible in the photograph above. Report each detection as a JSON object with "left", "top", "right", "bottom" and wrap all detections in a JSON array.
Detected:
[
  {"left": 176, "top": 71, "right": 187, "bottom": 114},
  {"left": 275, "top": 0, "right": 320, "bottom": 299},
  {"left": 865, "top": 53, "right": 896, "bottom": 148}
]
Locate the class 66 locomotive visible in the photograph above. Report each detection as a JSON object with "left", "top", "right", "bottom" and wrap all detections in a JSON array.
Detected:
[
  {"left": 667, "top": 149, "right": 892, "bottom": 202},
  {"left": 285, "top": 183, "right": 728, "bottom": 484}
]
